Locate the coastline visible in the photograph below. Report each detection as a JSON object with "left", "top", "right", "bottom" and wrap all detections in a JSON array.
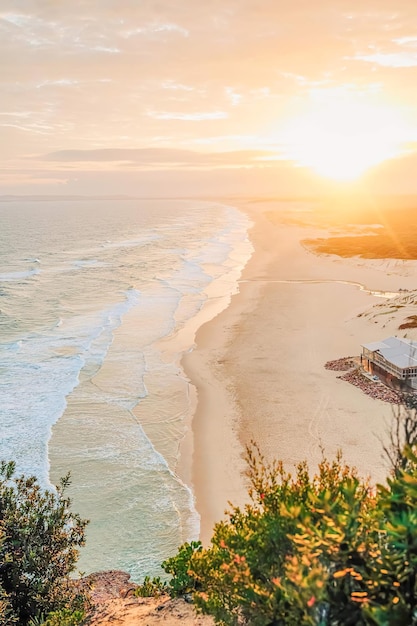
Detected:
[{"left": 182, "top": 199, "right": 417, "bottom": 543}]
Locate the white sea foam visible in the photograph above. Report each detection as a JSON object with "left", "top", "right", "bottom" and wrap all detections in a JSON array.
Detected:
[
  {"left": 0, "top": 198, "right": 252, "bottom": 579},
  {"left": 0, "top": 288, "right": 143, "bottom": 482},
  {"left": 0, "top": 268, "right": 40, "bottom": 281}
]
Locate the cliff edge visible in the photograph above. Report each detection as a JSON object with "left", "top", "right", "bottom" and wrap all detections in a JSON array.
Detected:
[{"left": 82, "top": 571, "right": 214, "bottom": 626}]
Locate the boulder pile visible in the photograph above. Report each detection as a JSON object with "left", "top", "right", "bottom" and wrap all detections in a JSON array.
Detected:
[
  {"left": 324, "top": 357, "right": 357, "bottom": 371},
  {"left": 337, "top": 369, "right": 403, "bottom": 404},
  {"left": 325, "top": 356, "right": 404, "bottom": 404}
]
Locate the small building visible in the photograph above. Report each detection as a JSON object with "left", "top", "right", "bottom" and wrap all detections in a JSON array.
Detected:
[{"left": 361, "top": 336, "right": 417, "bottom": 391}]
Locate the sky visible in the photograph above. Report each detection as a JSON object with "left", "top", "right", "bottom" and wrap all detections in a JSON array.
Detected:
[{"left": 2, "top": 0, "right": 417, "bottom": 197}]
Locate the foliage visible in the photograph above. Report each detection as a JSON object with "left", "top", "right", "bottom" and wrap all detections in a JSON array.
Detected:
[
  {"left": 363, "top": 446, "right": 417, "bottom": 625},
  {"left": 134, "top": 575, "right": 167, "bottom": 597},
  {"left": 162, "top": 541, "right": 203, "bottom": 597},
  {"left": 404, "top": 394, "right": 417, "bottom": 412},
  {"left": 381, "top": 405, "right": 417, "bottom": 474},
  {"left": 0, "top": 461, "right": 88, "bottom": 625},
  {"left": 169, "top": 440, "right": 417, "bottom": 625},
  {"left": 28, "top": 608, "right": 85, "bottom": 626},
  {"left": 0, "top": 539, "right": 16, "bottom": 625}
]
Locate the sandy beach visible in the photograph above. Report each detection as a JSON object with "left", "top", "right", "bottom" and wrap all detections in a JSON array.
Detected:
[{"left": 182, "top": 199, "right": 417, "bottom": 543}]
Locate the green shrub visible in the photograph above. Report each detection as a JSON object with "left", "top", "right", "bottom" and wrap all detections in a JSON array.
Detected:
[
  {"left": 29, "top": 608, "right": 85, "bottom": 626},
  {"left": 0, "top": 555, "right": 16, "bottom": 625},
  {"left": 162, "top": 540, "right": 203, "bottom": 597},
  {"left": 362, "top": 446, "right": 417, "bottom": 625},
  {"left": 134, "top": 575, "right": 167, "bottom": 597},
  {"left": 0, "top": 461, "right": 88, "bottom": 625},
  {"left": 169, "top": 442, "right": 417, "bottom": 625},
  {"left": 186, "top": 446, "right": 375, "bottom": 625}
]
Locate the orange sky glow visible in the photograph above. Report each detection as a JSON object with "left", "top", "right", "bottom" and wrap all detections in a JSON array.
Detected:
[{"left": 2, "top": 1, "right": 417, "bottom": 196}]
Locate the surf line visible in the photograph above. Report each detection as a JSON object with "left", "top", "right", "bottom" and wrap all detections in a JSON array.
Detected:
[{"left": 239, "top": 278, "right": 399, "bottom": 299}]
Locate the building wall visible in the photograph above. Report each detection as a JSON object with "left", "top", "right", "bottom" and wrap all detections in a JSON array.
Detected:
[
  {"left": 367, "top": 361, "right": 414, "bottom": 392},
  {"left": 361, "top": 345, "right": 417, "bottom": 393}
]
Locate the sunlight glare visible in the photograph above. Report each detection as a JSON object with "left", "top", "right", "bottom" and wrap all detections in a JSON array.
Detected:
[{"left": 279, "top": 95, "right": 411, "bottom": 181}]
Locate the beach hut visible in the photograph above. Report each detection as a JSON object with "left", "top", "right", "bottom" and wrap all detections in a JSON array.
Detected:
[{"left": 361, "top": 336, "right": 417, "bottom": 391}]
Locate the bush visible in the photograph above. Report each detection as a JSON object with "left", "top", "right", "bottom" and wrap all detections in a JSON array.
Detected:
[
  {"left": 0, "top": 461, "right": 88, "bottom": 625},
  {"left": 29, "top": 608, "right": 85, "bottom": 626},
  {"left": 170, "top": 442, "right": 417, "bottom": 625},
  {"left": 162, "top": 541, "right": 203, "bottom": 597},
  {"left": 363, "top": 446, "right": 417, "bottom": 625},
  {"left": 134, "top": 575, "right": 167, "bottom": 597}
]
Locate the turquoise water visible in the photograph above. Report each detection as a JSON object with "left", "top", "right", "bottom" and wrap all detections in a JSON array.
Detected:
[{"left": 0, "top": 198, "right": 252, "bottom": 579}]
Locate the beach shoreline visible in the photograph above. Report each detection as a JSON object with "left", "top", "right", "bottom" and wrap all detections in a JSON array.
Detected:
[{"left": 181, "top": 199, "right": 417, "bottom": 543}]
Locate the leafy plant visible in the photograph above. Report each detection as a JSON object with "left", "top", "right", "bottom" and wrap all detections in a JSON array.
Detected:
[
  {"left": 162, "top": 541, "right": 203, "bottom": 597},
  {"left": 0, "top": 461, "right": 88, "bottom": 625},
  {"left": 134, "top": 575, "right": 167, "bottom": 597},
  {"left": 167, "top": 439, "right": 417, "bottom": 625},
  {"left": 29, "top": 608, "right": 85, "bottom": 626},
  {"left": 382, "top": 405, "right": 417, "bottom": 474},
  {"left": 185, "top": 445, "right": 376, "bottom": 625},
  {"left": 362, "top": 446, "right": 417, "bottom": 625}
]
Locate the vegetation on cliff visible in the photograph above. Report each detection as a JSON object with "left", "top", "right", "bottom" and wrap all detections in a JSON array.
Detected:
[
  {"left": 2, "top": 409, "right": 417, "bottom": 625},
  {"left": 163, "top": 410, "right": 417, "bottom": 625},
  {"left": 0, "top": 461, "right": 88, "bottom": 625}
]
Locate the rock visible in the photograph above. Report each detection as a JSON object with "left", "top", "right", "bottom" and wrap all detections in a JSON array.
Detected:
[
  {"left": 324, "top": 357, "right": 357, "bottom": 371},
  {"left": 325, "top": 356, "right": 404, "bottom": 404},
  {"left": 78, "top": 571, "right": 215, "bottom": 625},
  {"left": 337, "top": 369, "right": 402, "bottom": 404},
  {"left": 76, "top": 570, "right": 138, "bottom": 605}
]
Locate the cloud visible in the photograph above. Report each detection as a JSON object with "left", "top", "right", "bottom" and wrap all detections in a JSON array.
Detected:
[
  {"left": 352, "top": 32, "right": 417, "bottom": 68},
  {"left": 1, "top": 0, "right": 417, "bottom": 195},
  {"left": 35, "top": 147, "right": 280, "bottom": 168},
  {"left": 121, "top": 23, "right": 189, "bottom": 38},
  {"left": 161, "top": 81, "right": 195, "bottom": 91},
  {"left": 147, "top": 111, "right": 228, "bottom": 121},
  {"left": 0, "top": 160, "right": 323, "bottom": 197},
  {"left": 353, "top": 52, "right": 417, "bottom": 67},
  {"left": 349, "top": 23, "right": 417, "bottom": 67},
  {"left": 225, "top": 87, "right": 242, "bottom": 106}
]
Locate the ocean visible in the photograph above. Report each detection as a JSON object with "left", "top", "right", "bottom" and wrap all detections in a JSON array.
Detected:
[{"left": 0, "top": 198, "right": 252, "bottom": 580}]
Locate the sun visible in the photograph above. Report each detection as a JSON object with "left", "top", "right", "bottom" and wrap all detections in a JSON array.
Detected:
[{"left": 278, "top": 93, "right": 411, "bottom": 181}]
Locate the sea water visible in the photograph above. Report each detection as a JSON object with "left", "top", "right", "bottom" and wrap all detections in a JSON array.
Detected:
[{"left": 0, "top": 198, "right": 252, "bottom": 580}]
